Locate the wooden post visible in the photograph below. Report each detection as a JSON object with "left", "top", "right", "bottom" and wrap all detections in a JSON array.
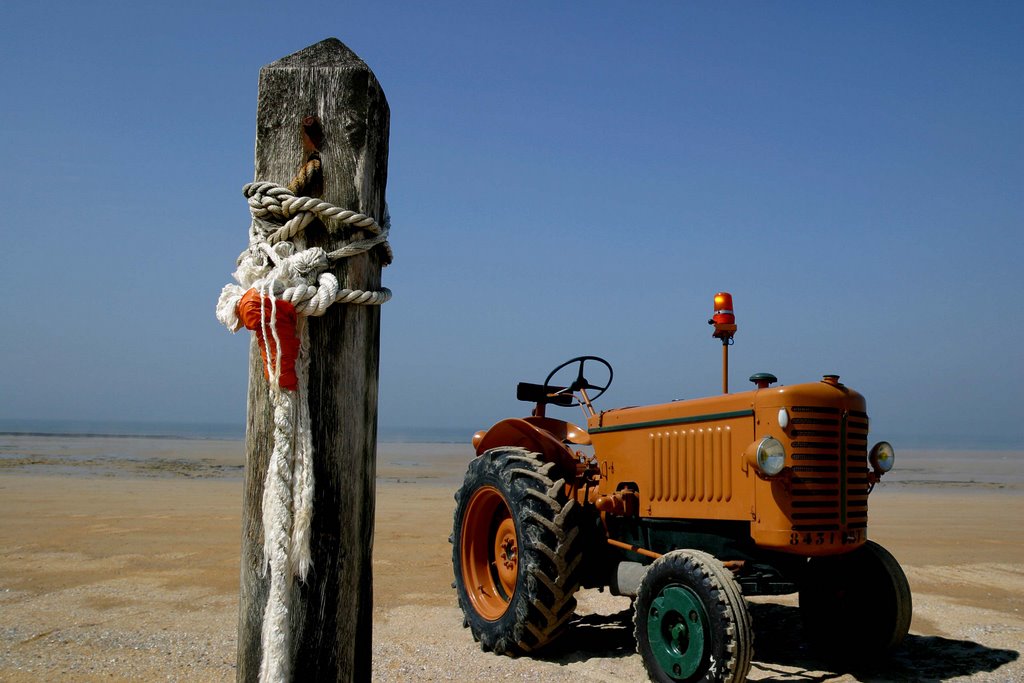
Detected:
[{"left": 237, "top": 38, "right": 389, "bottom": 682}]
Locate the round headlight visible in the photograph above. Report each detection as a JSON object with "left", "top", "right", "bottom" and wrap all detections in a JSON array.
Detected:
[
  {"left": 869, "top": 441, "right": 895, "bottom": 473},
  {"left": 756, "top": 436, "right": 786, "bottom": 476}
]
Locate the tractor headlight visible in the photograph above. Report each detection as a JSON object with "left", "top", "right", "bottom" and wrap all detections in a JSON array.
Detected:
[
  {"left": 756, "top": 436, "right": 786, "bottom": 476},
  {"left": 869, "top": 441, "right": 895, "bottom": 473}
]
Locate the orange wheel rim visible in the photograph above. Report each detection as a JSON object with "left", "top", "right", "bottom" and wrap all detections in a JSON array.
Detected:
[{"left": 460, "top": 486, "right": 517, "bottom": 620}]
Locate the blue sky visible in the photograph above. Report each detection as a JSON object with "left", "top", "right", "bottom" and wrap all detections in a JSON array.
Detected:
[{"left": 1, "top": 2, "right": 1021, "bottom": 448}]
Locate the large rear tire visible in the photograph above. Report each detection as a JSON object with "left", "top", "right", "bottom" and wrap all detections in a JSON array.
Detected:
[
  {"left": 634, "top": 550, "right": 753, "bottom": 683},
  {"left": 451, "top": 447, "right": 583, "bottom": 654},
  {"left": 799, "top": 540, "right": 912, "bottom": 655}
]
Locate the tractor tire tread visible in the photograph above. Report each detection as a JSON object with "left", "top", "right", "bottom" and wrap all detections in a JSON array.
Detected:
[{"left": 452, "top": 447, "right": 583, "bottom": 655}]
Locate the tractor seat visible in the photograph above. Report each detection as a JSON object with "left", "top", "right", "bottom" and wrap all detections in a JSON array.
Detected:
[{"left": 516, "top": 382, "right": 574, "bottom": 407}]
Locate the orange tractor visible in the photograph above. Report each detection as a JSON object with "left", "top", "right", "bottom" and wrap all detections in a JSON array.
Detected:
[{"left": 451, "top": 293, "right": 912, "bottom": 682}]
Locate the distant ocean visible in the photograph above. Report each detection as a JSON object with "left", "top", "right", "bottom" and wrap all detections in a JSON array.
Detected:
[{"left": 0, "top": 419, "right": 471, "bottom": 445}]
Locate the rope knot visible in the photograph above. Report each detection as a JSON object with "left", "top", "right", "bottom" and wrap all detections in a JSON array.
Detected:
[
  {"left": 280, "top": 247, "right": 329, "bottom": 284},
  {"left": 234, "top": 247, "right": 272, "bottom": 289}
]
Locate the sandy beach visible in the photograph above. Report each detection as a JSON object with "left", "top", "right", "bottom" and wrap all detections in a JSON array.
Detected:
[{"left": 1, "top": 435, "right": 1021, "bottom": 682}]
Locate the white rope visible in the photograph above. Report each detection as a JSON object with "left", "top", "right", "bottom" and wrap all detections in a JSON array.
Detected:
[
  {"left": 244, "top": 181, "right": 395, "bottom": 265},
  {"left": 260, "top": 375, "right": 295, "bottom": 683},
  {"left": 216, "top": 179, "right": 392, "bottom": 683}
]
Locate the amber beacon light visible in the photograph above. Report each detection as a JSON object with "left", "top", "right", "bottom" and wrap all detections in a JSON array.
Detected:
[
  {"left": 709, "top": 292, "right": 737, "bottom": 393},
  {"left": 712, "top": 292, "right": 735, "bottom": 327}
]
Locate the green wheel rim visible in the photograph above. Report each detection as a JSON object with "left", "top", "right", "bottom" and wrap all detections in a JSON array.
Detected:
[{"left": 647, "top": 584, "right": 710, "bottom": 681}]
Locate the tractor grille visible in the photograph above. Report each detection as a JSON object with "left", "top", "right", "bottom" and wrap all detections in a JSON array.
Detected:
[{"left": 788, "top": 407, "right": 869, "bottom": 533}]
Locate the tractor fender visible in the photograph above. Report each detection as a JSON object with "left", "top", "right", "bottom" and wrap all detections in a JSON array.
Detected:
[{"left": 473, "top": 417, "right": 580, "bottom": 480}]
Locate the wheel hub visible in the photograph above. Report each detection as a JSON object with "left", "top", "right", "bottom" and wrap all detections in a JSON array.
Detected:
[
  {"left": 647, "top": 585, "right": 709, "bottom": 680},
  {"left": 493, "top": 517, "right": 518, "bottom": 595}
]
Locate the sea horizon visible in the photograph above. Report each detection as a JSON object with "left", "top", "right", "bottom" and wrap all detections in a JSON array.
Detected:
[{"left": 0, "top": 418, "right": 473, "bottom": 445}]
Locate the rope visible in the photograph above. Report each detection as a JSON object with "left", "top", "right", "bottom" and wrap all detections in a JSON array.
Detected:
[
  {"left": 244, "top": 181, "right": 395, "bottom": 265},
  {"left": 287, "top": 156, "right": 321, "bottom": 194},
  {"left": 216, "top": 168, "right": 392, "bottom": 683}
]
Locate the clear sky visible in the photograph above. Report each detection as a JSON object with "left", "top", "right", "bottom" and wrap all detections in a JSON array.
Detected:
[{"left": 1, "top": 1, "right": 1021, "bottom": 448}]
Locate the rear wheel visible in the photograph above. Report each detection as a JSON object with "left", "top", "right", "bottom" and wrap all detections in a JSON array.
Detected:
[
  {"left": 634, "top": 550, "right": 753, "bottom": 683},
  {"left": 451, "top": 447, "right": 583, "bottom": 654},
  {"left": 799, "top": 540, "right": 912, "bottom": 655}
]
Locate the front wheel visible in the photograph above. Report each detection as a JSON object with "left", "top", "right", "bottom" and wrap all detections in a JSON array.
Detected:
[
  {"left": 799, "top": 540, "right": 913, "bottom": 655},
  {"left": 451, "top": 447, "right": 583, "bottom": 654},
  {"left": 634, "top": 550, "right": 753, "bottom": 683}
]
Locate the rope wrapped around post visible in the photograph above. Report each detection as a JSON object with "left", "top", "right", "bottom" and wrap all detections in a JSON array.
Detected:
[{"left": 215, "top": 178, "right": 392, "bottom": 683}]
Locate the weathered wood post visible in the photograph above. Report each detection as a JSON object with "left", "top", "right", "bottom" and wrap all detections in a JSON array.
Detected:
[{"left": 237, "top": 38, "right": 389, "bottom": 681}]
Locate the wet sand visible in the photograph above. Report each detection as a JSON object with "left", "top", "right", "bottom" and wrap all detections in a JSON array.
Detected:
[{"left": 0, "top": 436, "right": 1021, "bottom": 681}]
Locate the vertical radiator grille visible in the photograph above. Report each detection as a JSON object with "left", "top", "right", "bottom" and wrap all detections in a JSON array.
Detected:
[
  {"left": 789, "top": 407, "right": 869, "bottom": 532},
  {"left": 648, "top": 427, "right": 733, "bottom": 503}
]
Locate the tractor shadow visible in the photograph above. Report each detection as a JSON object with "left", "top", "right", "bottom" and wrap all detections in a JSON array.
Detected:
[
  {"left": 535, "top": 606, "right": 637, "bottom": 664},
  {"left": 749, "top": 601, "right": 1020, "bottom": 681},
  {"left": 535, "top": 601, "right": 1020, "bottom": 681}
]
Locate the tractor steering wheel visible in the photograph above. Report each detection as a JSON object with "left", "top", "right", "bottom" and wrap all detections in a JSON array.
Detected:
[{"left": 542, "top": 356, "right": 614, "bottom": 407}]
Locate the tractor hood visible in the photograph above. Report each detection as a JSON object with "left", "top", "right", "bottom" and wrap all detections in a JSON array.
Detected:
[{"left": 587, "top": 376, "right": 865, "bottom": 435}]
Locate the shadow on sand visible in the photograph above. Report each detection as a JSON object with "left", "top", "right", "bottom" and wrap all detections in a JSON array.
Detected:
[
  {"left": 750, "top": 601, "right": 1020, "bottom": 682},
  {"left": 535, "top": 602, "right": 1019, "bottom": 681},
  {"left": 535, "top": 607, "right": 637, "bottom": 664}
]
